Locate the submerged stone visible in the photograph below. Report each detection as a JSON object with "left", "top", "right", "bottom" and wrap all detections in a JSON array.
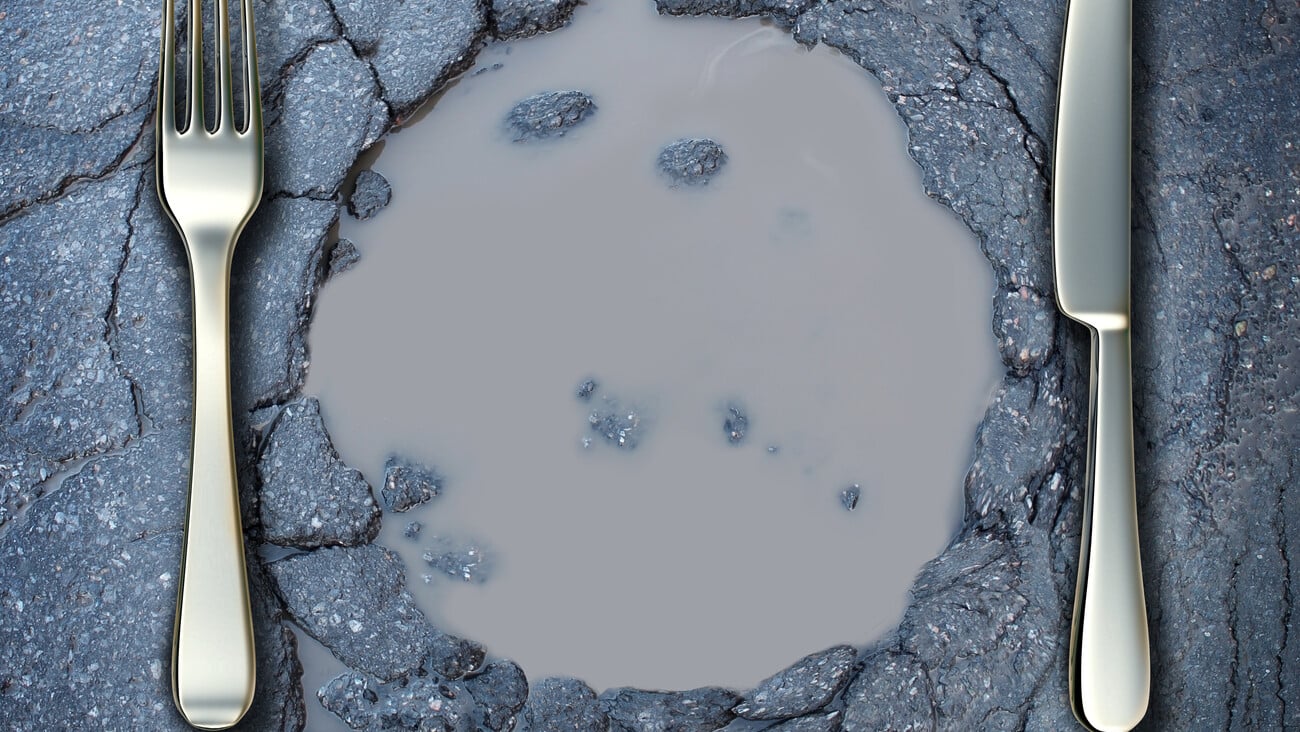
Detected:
[
  {"left": 424, "top": 538, "right": 494, "bottom": 583},
  {"left": 840, "top": 485, "right": 861, "bottom": 512},
  {"left": 507, "top": 90, "right": 597, "bottom": 141},
  {"left": 576, "top": 377, "right": 599, "bottom": 400},
  {"left": 724, "top": 404, "right": 749, "bottom": 445},
  {"left": 587, "top": 398, "right": 646, "bottom": 450},
  {"left": 657, "top": 138, "right": 728, "bottom": 186}
]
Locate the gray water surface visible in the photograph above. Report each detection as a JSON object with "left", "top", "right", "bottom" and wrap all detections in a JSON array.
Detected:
[{"left": 305, "top": 1, "right": 998, "bottom": 696}]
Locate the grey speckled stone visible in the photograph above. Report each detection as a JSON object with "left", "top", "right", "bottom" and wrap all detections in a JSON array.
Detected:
[
  {"left": 525, "top": 677, "right": 608, "bottom": 732},
  {"left": 507, "top": 91, "right": 597, "bottom": 142},
  {"left": 231, "top": 195, "right": 339, "bottom": 412},
  {"left": 734, "top": 645, "right": 857, "bottom": 720},
  {"left": 766, "top": 710, "right": 843, "bottom": 732},
  {"left": 839, "top": 650, "right": 931, "bottom": 732},
  {"left": 319, "top": 670, "right": 475, "bottom": 731},
  {"left": 0, "top": 0, "right": 154, "bottom": 217},
  {"left": 263, "top": 40, "right": 387, "bottom": 197},
  {"left": 383, "top": 455, "right": 444, "bottom": 512},
  {"left": 329, "top": 238, "right": 362, "bottom": 278},
  {"left": 657, "top": 138, "right": 727, "bottom": 187},
  {"left": 491, "top": 0, "right": 582, "bottom": 40},
  {"left": 257, "top": 397, "right": 380, "bottom": 548},
  {"left": 464, "top": 659, "right": 530, "bottom": 731},
  {"left": 268, "top": 544, "right": 438, "bottom": 681},
  {"left": 0, "top": 171, "right": 143, "bottom": 529},
  {"left": 656, "top": 0, "right": 814, "bottom": 26},
  {"left": 600, "top": 687, "right": 741, "bottom": 732},
  {"left": 0, "top": 429, "right": 305, "bottom": 730},
  {"left": 992, "top": 286, "right": 1056, "bottom": 376},
  {"left": 348, "top": 169, "right": 393, "bottom": 220},
  {"left": 328, "top": 0, "right": 489, "bottom": 117}
]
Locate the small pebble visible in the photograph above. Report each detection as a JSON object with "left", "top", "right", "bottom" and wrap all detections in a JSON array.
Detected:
[
  {"left": 724, "top": 404, "right": 749, "bottom": 445},
  {"left": 658, "top": 137, "right": 728, "bottom": 187},
  {"left": 327, "top": 238, "right": 360, "bottom": 277},
  {"left": 403, "top": 521, "right": 423, "bottom": 540},
  {"left": 588, "top": 398, "right": 645, "bottom": 450},
  {"left": 424, "top": 539, "right": 493, "bottom": 583},
  {"left": 840, "top": 485, "right": 861, "bottom": 512},
  {"left": 576, "top": 377, "right": 599, "bottom": 400},
  {"left": 347, "top": 169, "right": 392, "bottom": 220}
]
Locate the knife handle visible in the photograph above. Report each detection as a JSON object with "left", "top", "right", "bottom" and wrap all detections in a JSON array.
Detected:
[{"left": 1069, "top": 325, "right": 1150, "bottom": 731}]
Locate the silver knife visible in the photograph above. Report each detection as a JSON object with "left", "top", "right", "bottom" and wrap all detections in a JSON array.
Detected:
[{"left": 1052, "top": 0, "right": 1150, "bottom": 728}]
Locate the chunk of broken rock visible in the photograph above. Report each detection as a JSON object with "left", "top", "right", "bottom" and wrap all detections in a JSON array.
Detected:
[
  {"left": 526, "top": 677, "right": 609, "bottom": 732},
  {"left": 507, "top": 90, "right": 597, "bottom": 142},
  {"left": 347, "top": 169, "right": 393, "bottom": 220},
  {"left": 734, "top": 645, "right": 858, "bottom": 720},
  {"left": 600, "top": 687, "right": 741, "bottom": 732},
  {"left": 257, "top": 397, "right": 380, "bottom": 548},
  {"left": 657, "top": 138, "right": 728, "bottom": 187},
  {"left": 382, "top": 454, "right": 444, "bottom": 512}
]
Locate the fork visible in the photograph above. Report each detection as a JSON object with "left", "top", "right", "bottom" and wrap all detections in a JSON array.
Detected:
[{"left": 155, "top": 0, "right": 262, "bottom": 727}]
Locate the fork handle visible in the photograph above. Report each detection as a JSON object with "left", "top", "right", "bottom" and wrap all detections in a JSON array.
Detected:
[
  {"left": 1069, "top": 325, "right": 1150, "bottom": 732},
  {"left": 172, "top": 230, "right": 256, "bottom": 730}
]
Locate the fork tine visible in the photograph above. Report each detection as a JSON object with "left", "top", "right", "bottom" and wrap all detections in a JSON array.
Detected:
[
  {"left": 239, "top": 0, "right": 261, "bottom": 136},
  {"left": 214, "top": 0, "right": 233, "bottom": 132},
  {"left": 185, "top": 0, "right": 204, "bottom": 133},
  {"left": 158, "top": 0, "right": 176, "bottom": 134}
]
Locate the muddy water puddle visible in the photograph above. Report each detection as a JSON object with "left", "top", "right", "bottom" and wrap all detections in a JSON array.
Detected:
[{"left": 304, "top": 1, "right": 998, "bottom": 696}]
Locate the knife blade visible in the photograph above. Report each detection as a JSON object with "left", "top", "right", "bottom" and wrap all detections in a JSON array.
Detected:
[{"left": 1052, "top": 0, "right": 1151, "bottom": 728}]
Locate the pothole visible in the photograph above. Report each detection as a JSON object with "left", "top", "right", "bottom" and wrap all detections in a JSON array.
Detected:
[{"left": 305, "top": 0, "right": 997, "bottom": 698}]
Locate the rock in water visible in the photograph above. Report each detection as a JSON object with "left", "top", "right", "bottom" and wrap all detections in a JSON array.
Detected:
[
  {"left": 724, "top": 404, "right": 749, "bottom": 445},
  {"left": 657, "top": 138, "right": 728, "bottom": 186},
  {"left": 348, "top": 169, "right": 393, "bottom": 220},
  {"left": 507, "top": 90, "right": 597, "bottom": 141},
  {"left": 328, "top": 237, "right": 362, "bottom": 277},
  {"left": 839, "top": 485, "right": 861, "bottom": 512},
  {"left": 382, "top": 455, "right": 444, "bottom": 512},
  {"left": 464, "top": 659, "right": 530, "bottom": 731}
]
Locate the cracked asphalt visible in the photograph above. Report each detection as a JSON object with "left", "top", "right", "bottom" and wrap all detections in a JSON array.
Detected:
[{"left": 1, "top": 0, "right": 1297, "bottom": 729}]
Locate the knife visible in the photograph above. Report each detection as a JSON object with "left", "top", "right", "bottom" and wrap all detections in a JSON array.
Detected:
[{"left": 1052, "top": 0, "right": 1150, "bottom": 728}]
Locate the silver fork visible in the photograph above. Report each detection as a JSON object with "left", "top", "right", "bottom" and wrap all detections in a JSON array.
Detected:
[{"left": 155, "top": 0, "right": 262, "bottom": 727}]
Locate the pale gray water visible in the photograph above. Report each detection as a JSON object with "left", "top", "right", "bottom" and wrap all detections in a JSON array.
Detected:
[{"left": 304, "top": 0, "right": 998, "bottom": 701}]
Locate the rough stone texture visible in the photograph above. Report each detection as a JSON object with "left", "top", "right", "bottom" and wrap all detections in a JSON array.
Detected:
[
  {"left": 491, "top": 0, "right": 583, "bottom": 40},
  {"left": 348, "top": 169, "right": 393, "bottom": 220},
  {"left": 657, "top": 138, "right": 728, "bottom": 187},
  {"left": 327, "top": 0, "right": 489, "bottom": 117},
  {"left": 464, "top": 659, "right": 530, "bottom": 731},
  {"left": 257, "top": 397, "right": 381, "bottom": 548},
  {"left": 600, "top": 687, "right": 741, "bottom": 732},
  {"left": 383, "top": 454, "right": 444, "bottom": 512},
  {"left": 525, "top": 677, "right": 609, "bottom": 732},
  {"left": 0, "top": 0, "right": 493, "bottom": 726},
  {"left": 329, "top": 237, "right": 363, "bottom": 277},
  {"left": 319, "top": 670, "right": 475, "bottom": 731},
  {"left": 2, "top": 0, "right": 1296, "bottom": 727},
  {"left": 766, "top": 710, "right": 843, "bottom": 732},
  {"left": 734, "top": 645, "right": 857, "bottom": 720},
  {"left": 506, "top": 90, "right": 597, "bottom": 142},
  {"left": 267, "top": 544, "right": 440, "bottom": 681}
]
